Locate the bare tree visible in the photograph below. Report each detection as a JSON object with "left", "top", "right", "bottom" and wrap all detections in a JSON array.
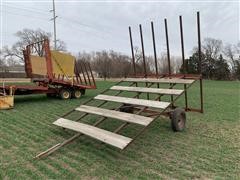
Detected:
[
  {"left": 1, "top": 28, "right": 66, "bottom": 65},
  {"left": 194, "top": 38, "right": 223, "bottom": 79},
  {"left": 223, "top": 42, "right": 240, "bottom": 79},
  {"left": 202, "top": 38, "right": 223, "bottom": 59},
  {"left": 158, "top": 52, "right": 174, "bottom": 74},
  {"left": 134, "top": 46, "right": 142, "bottom": 63},
  {"left": 172, "top": 56, "right": 182, "bottom": 73},
  {"left": 0, "top": 49, "right": 5, "bottom": 66},
  {"left": 92, "top": 51, "right": 112, "bottom": 80},
  {"left": 224, "top": 44, "right": 235, "bottom": 62}
]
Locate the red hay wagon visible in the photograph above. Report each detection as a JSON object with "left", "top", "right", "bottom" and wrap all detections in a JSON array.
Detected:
[{"left": 0, "top": 39, "right": 96, "bottom": 100}]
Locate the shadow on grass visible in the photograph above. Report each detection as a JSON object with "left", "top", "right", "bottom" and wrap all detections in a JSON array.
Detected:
[{"left": 13, "top": 94, "right": 92, "bottom": 104}]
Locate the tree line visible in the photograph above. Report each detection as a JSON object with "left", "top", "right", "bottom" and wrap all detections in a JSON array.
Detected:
[
  {"left": 181, "top": 38, "right": 240, "bottom": 80},
  {"left": 0, "top": 28, "right": 239, "bottom": 80}
]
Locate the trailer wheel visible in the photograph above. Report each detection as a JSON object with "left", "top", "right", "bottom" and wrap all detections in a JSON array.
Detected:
[
  {"left": 170, "top": 108, "right": 186, "bottom": 132},
  {"left": 72, "top": 89, "right": 82, "bottom": 99},
  {"left": 59, "top": 89, "right": 71, "bottom": 100}
]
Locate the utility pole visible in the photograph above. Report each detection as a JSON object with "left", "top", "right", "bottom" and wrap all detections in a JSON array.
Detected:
[{"left": 50, "top": 0, "right": 57, "bottom": 50}]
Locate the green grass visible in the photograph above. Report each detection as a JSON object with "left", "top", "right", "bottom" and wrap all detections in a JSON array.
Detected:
[{"left": 0, "top": 80, "right": 239, "bottom": 179}]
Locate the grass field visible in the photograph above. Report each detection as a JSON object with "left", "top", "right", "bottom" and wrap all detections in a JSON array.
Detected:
[{"left": 0, "top": 80, "right": 239, "bottom": 179}]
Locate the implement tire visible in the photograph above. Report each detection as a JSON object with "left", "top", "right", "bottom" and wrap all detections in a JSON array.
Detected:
[
  {"left": 59, "top": 89, "right": 71, "bottom": 100},
  {"left": 72, "top": 89, "right": 82, "bottom": 99},
  {"left": 170, "top": 108, "right": 186, "bottom": 132}
]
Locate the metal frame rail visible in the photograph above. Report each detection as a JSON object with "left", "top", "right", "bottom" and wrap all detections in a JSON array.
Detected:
[
  {"left": 35, "top": 76, "right": 196, "bottom": 159},
  {"left": 128, "top": 11, "right": 203, "bottom": 113},
  {"left": 23, "top": 39, "right": 96, "bottom": 89},
  {"left": 35, "top": 12, "right": 204, "bottom": 159}
]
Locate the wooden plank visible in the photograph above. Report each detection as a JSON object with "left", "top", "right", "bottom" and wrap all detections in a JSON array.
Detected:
[
  {"left": 111, "top": 86, "right": 183, "bottom": 95},
  {"left": 53, "top": 118, "right": 132, "bottom": 149},
  {"left": 94, "top": 95, "right": 170, "bottom": 109},
  {"left": 75, "top": 105, "right": 153, "bottom": 126},
  {"left": 124, "top": 78, "right": 194, "bottom": 84}
]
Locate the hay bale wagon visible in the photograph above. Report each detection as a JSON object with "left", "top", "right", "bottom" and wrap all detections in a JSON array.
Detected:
[{"left": 0, "top": 39, "right": 96, "bottom": 103}]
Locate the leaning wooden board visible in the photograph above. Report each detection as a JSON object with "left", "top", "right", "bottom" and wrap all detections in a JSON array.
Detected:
[
  {"left": 53, "top": 118, "right": 132, "bottom": 149},
  {"left": 110, "top": 86, "right": 183, "bottom": 95},
  {"left": 75, "top": 105, "right": 153, "bottom": 126},
  {"left": 94, "top": 95, "right": 170, "bottom": 109},
  {"left": 124, "top": 78, "right": 195, "bottom": 84}
]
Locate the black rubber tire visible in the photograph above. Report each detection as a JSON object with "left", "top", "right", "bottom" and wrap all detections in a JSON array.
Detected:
[
  {"left": 72, "top": 89, "right": 82, "bottom": 99},
  {"left": 119, "top": 103, "right": 134, "bottom": 113},
  {"left": 170, "top": 108, "right": 186, "bottom": 132},
  {"left": 59, "top": 89, "right": 71, "bottom": 100}
]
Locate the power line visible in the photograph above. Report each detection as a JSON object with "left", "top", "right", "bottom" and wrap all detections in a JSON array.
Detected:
[
  {"left": 4, "top": 4, "right": 49, "bottom": 15},
  {"left": 2, "top": 10, "right": 109, "bottom": 42},
  {"left": 3, "top": 3, "right": 126, "bottom": 39},
  {"left": 4, "top": 4, "right": 112, "bottom": 35},
  {"left": 2, "top": 10, "right": 50, "bottom": 21},
  {"left": 2, "top": 4, "right": 129, "bottom": 46}
]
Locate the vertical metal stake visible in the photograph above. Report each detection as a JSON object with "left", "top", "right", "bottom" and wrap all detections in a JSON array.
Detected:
[
  {"left": 139, "top": 24, "right": 149, "bottom": 99},
  {"left": 151, "top": 21, "right": 160, "bottom": 91},
  {"left": 197, "top": 11, "right": 203, "bottom": 113},
  {"left": 164, "top": 19, "right": 173, "bottom": 106},
  {"left": 164, "top": 19, "right": 171, "bottom": 76},
  {"left": 129, "top": 26, "right": 136, "bottom": 76},
  {"left": 179, "top": 15, "right": 188, "bottom": 109},
  {"left": 139, "top": 24, "right": 147, "bottom": 77}
]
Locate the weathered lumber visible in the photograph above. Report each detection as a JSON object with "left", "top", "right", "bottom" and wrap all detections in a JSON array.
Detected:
[
  {"left": 75, "top": 105, "right": 153, "bottom": 126},
  {"left": 94, "top": 95, "right": 170, "bottom": 109},
  {"left": 124, "top": 78, "right": 194, "bottom": 84},
  {"left": 53, "top": 118, "right": 132, "bottom": 149},
  {"left": 110, "top": 86, "right": 183, "bottom": 95}
]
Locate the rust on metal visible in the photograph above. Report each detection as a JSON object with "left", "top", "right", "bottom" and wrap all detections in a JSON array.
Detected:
[
  {"left": 139, "top": 24, "right": 147, "bottom": 77},
  {"left": 197, "top": 11, "right": 204, "bottom": 113},
  {"left": 179, "top": 15, "right": 189, "bottom": 110},
  {"left": 179, "top": 15, "right": 186, "bottom": 74},
  {"left": 151, "top": 21, "right": 158, "bottom": 76},
  {"left": 35, "top": 12, "right": 204, "bottom": 159},
  {"left": 129, "top": 26, "right": 136, "bottom": 76},
  {"left": 164, "top": 18, "right": 171, "bottom": 76},
  {"left": 44, "top": 39, "right": 54, "bottom": 80}
]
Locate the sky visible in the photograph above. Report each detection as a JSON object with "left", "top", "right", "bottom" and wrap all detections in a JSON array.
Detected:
[{"left": 0, "top": 0, "right": 239, "bottom": 58}]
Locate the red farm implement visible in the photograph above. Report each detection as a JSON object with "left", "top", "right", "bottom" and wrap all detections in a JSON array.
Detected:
[
  {"left": 0, "top": 39, "right": 96, "bottom": 102},
  {"left": 35, "top": 12, "right": 204, "bottom": 159}
]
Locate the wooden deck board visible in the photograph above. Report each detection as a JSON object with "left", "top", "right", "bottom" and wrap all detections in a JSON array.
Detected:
[
  {"left": 110, "top": 86, "right": 183, "bottom": 95},
  {"left": 124, "top": 78, "right": 195, "bottom": 84},
  {"left": 94, "top": 95, "right": 170, "bottom": 109},
  {"left": 53, "top": 118, "right": 132, "bottom": 149},
  {"left": 75, "top": 105, "right": 153, "bottom": 126}
]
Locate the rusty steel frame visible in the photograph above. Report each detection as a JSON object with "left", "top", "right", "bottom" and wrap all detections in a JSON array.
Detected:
[
  {"left": 197, "top": 12, "right": 204, "bottom": 113},
  {"left": 35, "top": 77, "right": 196, "bottom": 159},
  {"left": 10, "top": 39, "right": 96, "bottom": 96},
  {"left": 164, "top": 18, "right": 171, "bottom": 76},
  {"left": 129, "top": 27, "right": 136, "bottom": 76},
  {"left": 35, "top": 12, "right": 204, "bottom": 159},
  {"left": 128, "top": 12, "right": 203, "bottom": 113},
  {"left": 21, "top": 39, "right": 96, "bottom": 96}
]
